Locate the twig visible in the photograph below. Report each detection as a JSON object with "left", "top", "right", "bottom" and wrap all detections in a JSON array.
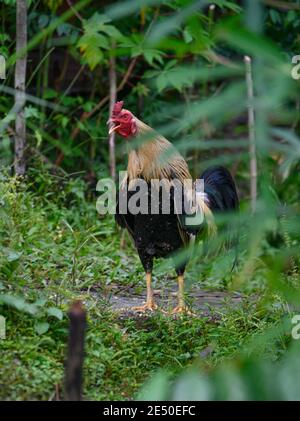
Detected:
[
  {"left": 263, "top": 0, "right": 300, "bottom": 10},
  {"left": 208, "top": 4, "right": 215, "bottom": 34},
  {"left": 55, "top": 383, "right": 60, "bottom": 401},
  {"left": 55, "top": 57, "right": 138, "bottom": 166},
  {"left": 204, "top": 50, "right": 240, "bottom": 69},
  {"left": 244, "top": 55, "right": 257, "bottom": 214},
  {"left": 120, "top": 229, "right": 127, "bottom": 249},
  {"left": 66, "top": 0, "right": 84, "bottom": 22},
  {"left": 64, "top": 301, "right": 86, "bottom": 401}
]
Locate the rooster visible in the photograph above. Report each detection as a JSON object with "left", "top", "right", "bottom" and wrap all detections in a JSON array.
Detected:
[{"left": 109, "top": 101, "right": 238, "bottom": 314}]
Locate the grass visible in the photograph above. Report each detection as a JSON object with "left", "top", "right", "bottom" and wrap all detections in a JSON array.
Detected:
[
  {"left": 0, "top": 170, "right": 294, "bottom": 400},
  {"left": 1, "top": 299, "right": 287, "bottom": 400}
]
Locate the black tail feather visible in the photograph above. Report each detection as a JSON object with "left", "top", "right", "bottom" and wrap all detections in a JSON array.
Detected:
[
  {"left": 201, "top": 166, "right": 239, "bottom": 271},
  {"left": 200, "top": 166, "right": 239, "bottom": 212}
]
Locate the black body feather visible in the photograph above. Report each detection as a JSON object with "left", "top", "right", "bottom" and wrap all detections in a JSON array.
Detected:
[
  {"left": 116, "top": 180, "right": 186, "bottom": 274},
  {"left": 115, "top": 166, "right": 239, "bottom": 276}
]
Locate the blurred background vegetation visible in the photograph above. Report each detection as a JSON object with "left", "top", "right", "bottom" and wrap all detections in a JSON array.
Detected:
[{"left": 0, "top": 0, "right": 300, "bottom": 401}]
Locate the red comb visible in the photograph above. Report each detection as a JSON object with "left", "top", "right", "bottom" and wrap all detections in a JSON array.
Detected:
[{"left": 112, "top": 101, "right": 124, "bottom": 117}]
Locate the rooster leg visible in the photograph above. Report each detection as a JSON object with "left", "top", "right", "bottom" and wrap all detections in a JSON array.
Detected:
[
  {"left": 131, "top": 272, "right": 158, "bottom": 312},
  {"left": 171, "top": 275, "right": 193, "bottom": 315}
]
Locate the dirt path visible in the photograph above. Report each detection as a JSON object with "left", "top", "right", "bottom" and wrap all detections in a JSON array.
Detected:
[{"left": 106, "top": 285, "right": 248, "bottom": 319}]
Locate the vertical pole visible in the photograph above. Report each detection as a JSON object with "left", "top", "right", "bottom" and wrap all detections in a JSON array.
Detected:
[
  {"left": 65, "top": 301, "right": 86, "bottom": 401},
  {"left": 14, "top": 0, "right": 27, "bottom": 176},
  {"left": 108, "top": 45, "right": 117, "bottom": 180},
  {"left": 244, "top": 55, "right": 257, "bottom": 214}
]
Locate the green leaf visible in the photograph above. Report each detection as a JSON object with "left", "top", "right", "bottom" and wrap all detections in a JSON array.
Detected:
[
  {"left": 43, "top": 88, "right": 58, "bottom": 99},
  {"left": 269, "top": 9, "right": 281, "bottom": 25},
  {"left": 137, "top": 370, "right": 170, "bottom": 400},
  {"left": 144, "top": 48, "right": 164, "bottom": 66},
  {"left": 35, "top": 322, "right": 50, "bottom": 335},
  {"left": 0, "top": 294, "right": 37, "bottom": 315},
  {"left": 148, "top": 0, "right": 206, "bottom": 43},
  {"left": 77, "top": 40, "right": 104, "bottom": 69},
  {"left": 6, "top": 249, "right": 22, "bottom": 262},
  {"left": 47, "top": 307, "right": 63, "bottom": 320},
  {"left": 34, "top": 130, "right": 42, "bottom": 148},
  {"left": 56, "top": 23, "right": 72, "bottom": 37},
  {"left": 86, "top": 12, "right": 110, "bottom": 28},
  {"left": 215, "top": 0, "right": 242, "bottom": 13},
  {"left": 78, "top": 33, "right": 109, "bottom": 51},
  {"left": 77, "top": 12, "right": 123, "bottom": 69},
  {"left": 183, "top": 27, "right": 193, "bottom": 44},
  {"left": 120, "top": 34, "right": 164, "bottom": 65},
  {"left": 165, "top": 59, "right": 177, "bottom": 70},
  {"left": 146, "top": 62, "right": 194, "bottom": 92},
  {"left": 101, "top": 24, "right": 123, "bottom": 40},
  {"left": 25, "top": 106, "right": 39, "bottom": 119},
  {"left": 156, "top": 73, "right": 168, "bottom": 92},
  {"left": 38, "top": 15, "right": 49, "bottom": 29},
  {"left": 172, "top": 372, "right": 213, "bottom": 400}
]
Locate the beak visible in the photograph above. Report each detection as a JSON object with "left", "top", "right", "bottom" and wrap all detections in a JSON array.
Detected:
[{"left": 108, "top": 124, "right": 120, "bottom": 135}]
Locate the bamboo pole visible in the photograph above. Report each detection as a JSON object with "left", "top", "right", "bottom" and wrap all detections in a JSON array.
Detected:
[
  {"left": 108, "top": 46, "right": 117, "bottom": 180},
  {"left": 244, "top": 55, "right": 257, "bottom": 214},
  {"left": 14, "top": 0, "right": 27, "bottom": 176}
]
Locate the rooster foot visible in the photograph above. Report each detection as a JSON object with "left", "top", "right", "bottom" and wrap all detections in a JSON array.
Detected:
[
  {"left": 170, "top": 306, "right": 195, "bottom": 316},
  {"left": 131, "top": 301, "right": 158, "bottom": 312}
]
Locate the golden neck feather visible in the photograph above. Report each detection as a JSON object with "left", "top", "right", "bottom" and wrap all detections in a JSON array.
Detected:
[{"left": 127, "top": 118, "right": 191, "bottom": 183}]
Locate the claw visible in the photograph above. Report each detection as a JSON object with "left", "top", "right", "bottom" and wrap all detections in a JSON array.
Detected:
[
  {"left": 170, "top": 306, "right": 195, "bottom": 316},
  {"left": 131, "top": 301, "right": 158, "bottom": 312}
]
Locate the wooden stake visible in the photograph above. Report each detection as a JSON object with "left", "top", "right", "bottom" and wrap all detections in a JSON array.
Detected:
[
  {"left": 64, "top": 301, "right": 86, "bottom": 401},
  {"left": 244, "top": 55, "right": 257, "bottom": 214}
]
